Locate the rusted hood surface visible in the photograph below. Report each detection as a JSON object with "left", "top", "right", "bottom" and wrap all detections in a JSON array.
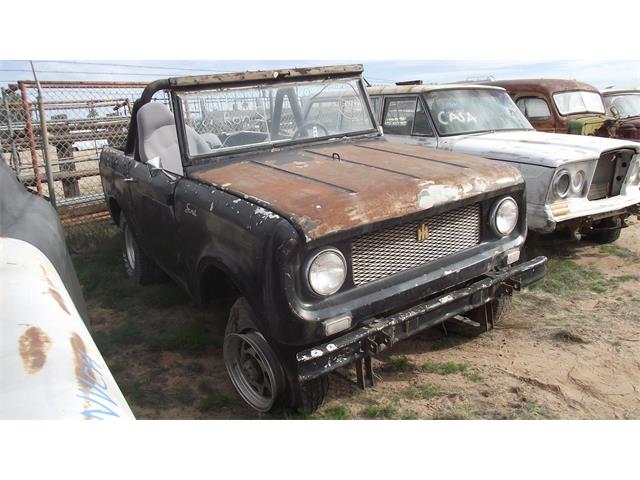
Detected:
[
  {"left": 439, "top": 130, "right": 640, "bottom": 168},
  {"left": 190, "top": 140, "right": 522, "bottom": 241},
  {"left": 616, "top": 117, "right": 640, "bottom": 140}
]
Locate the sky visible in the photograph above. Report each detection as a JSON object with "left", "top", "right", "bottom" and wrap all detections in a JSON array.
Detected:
[{"left": 1, "top": 60, "right": 639, "bottom": 90}]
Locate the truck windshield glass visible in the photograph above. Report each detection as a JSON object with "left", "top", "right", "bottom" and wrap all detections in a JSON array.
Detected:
[
  {"left": 604, "top": 93, "right": 640, "bottom": 118},
  {"left": 176, "top": 77, "right": 375, "bottom": 157},
  {"left": 553, "top": 91, "right": 605, "bottom": 115},
  {"left": 424, "top": 89, "right": 531, "bottom": 136}
]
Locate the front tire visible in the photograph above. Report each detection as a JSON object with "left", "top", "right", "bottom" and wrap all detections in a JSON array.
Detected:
[
  {"left": 223, "top": 298, "right": 285, "bottom": 412},
  {"left": 119, "top": 214, "right": 164, "bottom": 285},
  {"left": 583, "top": 217, "right": 622, "bottom": 244},
  {"left": 223, "top": 298, "right": 328, "bottom": 414}
]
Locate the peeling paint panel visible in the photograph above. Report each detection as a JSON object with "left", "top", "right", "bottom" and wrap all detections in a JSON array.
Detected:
[
  {"left": 0, "top": 238, "right": 134, "bottom": 420},
  {"left": 191, "top": 139, "right": 522, "bottom": 241}
]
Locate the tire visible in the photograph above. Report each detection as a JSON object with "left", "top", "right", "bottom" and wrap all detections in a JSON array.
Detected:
[
  {"left": 119, "top": 214, "right": 164, "bottom": 285},
  {"left": 296, "top": 376, "right": 329, "bottom": 414},
  {"left": 583, "top": 217, "right": 622, "bottom": 244},
  {"left": 444, "top": 292, "right": 512, "bottom": 337},
  {"left": 223, "top": 298, "right": 286, "bottom": 413},
  {"left": 223, "top": 297, "right": 328, "bottom": 414}
]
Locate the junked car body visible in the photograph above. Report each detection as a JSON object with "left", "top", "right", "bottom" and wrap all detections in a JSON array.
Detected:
[
  {"left": 367, "top": 84, "right": 640, "bottom": 242},
  {"left": 601, "top": 86, "right": 640, "bottom": 141},
  {"left": 99, "top": 65, "right": 546, "bottom": 413},
  {"left": 484, "top": 79, "right": 617, "bottom": 137}
]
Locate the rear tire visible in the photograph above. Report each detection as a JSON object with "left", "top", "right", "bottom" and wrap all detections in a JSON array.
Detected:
[
  {"left": 119, "top": 214, "right": 164, "bottom": 285},
  {"left": 583, "top": 217, "right": 622, "bottom": 244}
]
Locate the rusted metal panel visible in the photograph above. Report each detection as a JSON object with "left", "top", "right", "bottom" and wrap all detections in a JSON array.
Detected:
[
  {"left": 485, "top": 79, "right": 618, "bottom": 137},
  {"left": 191, "top": 140, "right": 522, "bottom": 241},
  {"left": 485, "top": 78, "right": 600, "bottom": 96},
  {"left": 0, "top": 237, "right": 134, "bottom": 420},
  {"left": 169, "top": 64, "right": 364, "bottom": 89}
]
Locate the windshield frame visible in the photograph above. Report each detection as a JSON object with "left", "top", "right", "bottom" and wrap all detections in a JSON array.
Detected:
[
  {"left": 422, "top": 87, "right": 534, "bottom": 137},
  {"left": 172, "top": 75, "right": 378, "bottom": 165},
  {"left": 552, "top": 89, "right": 605, "bottom": 116}
]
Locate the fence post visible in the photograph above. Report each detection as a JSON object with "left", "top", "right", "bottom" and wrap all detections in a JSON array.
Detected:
[
  {"left": 30, "top": 62, "right": 57, "bottom": 208},
  {"left": 18, "top": 81, "right": 43, "bottom": 196},
  {"left": 1, "top": 89, "right": 21, "bottom": 176}
]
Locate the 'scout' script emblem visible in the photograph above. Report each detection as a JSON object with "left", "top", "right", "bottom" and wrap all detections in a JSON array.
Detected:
[
  {"left": 184, "top": 203, "right": 197, "bottom": 217},
  {"left": 416, "top": 223, "right": 429, "bottom": 242}
]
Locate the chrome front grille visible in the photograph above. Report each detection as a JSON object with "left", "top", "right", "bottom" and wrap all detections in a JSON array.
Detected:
[{"left": 351, "top": 203, "right": 481, "bottom": 286}]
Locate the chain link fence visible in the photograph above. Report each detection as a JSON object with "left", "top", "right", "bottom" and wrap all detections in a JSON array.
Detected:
[{"left": 1, "top": 80, "right": 152, "bottom": 251}]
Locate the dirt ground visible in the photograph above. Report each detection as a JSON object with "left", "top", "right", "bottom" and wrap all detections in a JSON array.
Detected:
[{"left": 74, "top": 219, "right": 640, "bottom": 420}]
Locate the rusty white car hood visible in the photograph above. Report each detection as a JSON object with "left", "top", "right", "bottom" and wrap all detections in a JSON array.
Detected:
[{"left": 439, "top": 130, "right": 640, "bottom": 168}]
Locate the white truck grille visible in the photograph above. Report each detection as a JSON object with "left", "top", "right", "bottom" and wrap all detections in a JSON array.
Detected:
[{"left": 351, "top": 203, "right": 481, "bottom": 286}]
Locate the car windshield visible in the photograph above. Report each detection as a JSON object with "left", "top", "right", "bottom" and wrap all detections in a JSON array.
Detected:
[
  {"left": 424, "top": 89, "right": 531, "bottom": 136},
  {"left": 552, "top": 90, "right": 605, "bottom": 115},
  {"left": 604, "top": 93, "right": 640, "bottom": 118},
  {"left": 176, "top": 77, "right": 375, "bottom": 157}
]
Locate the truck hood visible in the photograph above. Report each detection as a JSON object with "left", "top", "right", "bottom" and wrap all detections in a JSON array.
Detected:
[
  {"left": 615, "top": 117, "right": 640, "bottom": 140},
  {"left": 190, "top": 140, "right": 522, "bottom": 241},
  {"left": 439, "top": 130, "right": 640, "bottom": 168}
]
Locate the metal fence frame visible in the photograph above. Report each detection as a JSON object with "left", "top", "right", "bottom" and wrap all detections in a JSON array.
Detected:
[{"left": 1, "top": 80, "right": 149, "bottom": 251}]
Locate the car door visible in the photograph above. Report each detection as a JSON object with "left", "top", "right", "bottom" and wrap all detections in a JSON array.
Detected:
[
  {"left": 380, "top": 95, "right": 438, "bottom": 148},
  {"left": 126, "top": 151, "right": 181, "bottom": 275},
  {"left": 515, "top": 96, "right": 556, "bottom": 132}
]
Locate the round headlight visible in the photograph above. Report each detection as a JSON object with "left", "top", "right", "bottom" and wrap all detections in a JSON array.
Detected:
[
  {"left": 492, "top": 197, "right": 519, "bottom": 236},
  {"left": 553, "top": 170, "right": 571, "bottom": 199},
  {"left": 306, "top": 248, "right": 347, "bottom": 296},
  {"left": 572, "top": 170, "right": 586, "bottom": 193}
]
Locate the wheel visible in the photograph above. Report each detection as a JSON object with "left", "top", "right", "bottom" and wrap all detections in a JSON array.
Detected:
[
  {"left": 583, "top": 217, "right": 622, "bottom": 244},
  {"left": 223, "top": 298, "right": 328, "bottom": 413},
  {"left": 119, "top": 214, "right": 164, "bottom": 285},
  {"left": 223, "top": 298, "right": 285, "bottom": 412},
  {"left": 444, "top": 292, "right": 512, "bottom": 337}
]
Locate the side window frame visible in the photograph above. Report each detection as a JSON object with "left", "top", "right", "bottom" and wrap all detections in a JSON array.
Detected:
[
  {"left": 516, "top": 96, "right": 552, "bottom": 121},
  {"left": 382, "top": 95, "right": 435, "bottom": 137},
  {"left": 412, "top": 96, "right": 435, "bottom": 137}
]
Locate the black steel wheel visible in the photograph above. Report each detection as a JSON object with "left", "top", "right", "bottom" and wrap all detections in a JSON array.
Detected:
[
  {"left": 224, "top": 330, "right": 285, "bottom": 412},
  {"left": 223, "top": 298, "right": 285, "bottom": 412}
]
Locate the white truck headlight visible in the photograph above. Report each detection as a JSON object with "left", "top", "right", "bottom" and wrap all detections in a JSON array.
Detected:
[
  {"left": 572, "top": 170, "right": 586, "bottom": 193},
  {"left": 492, "top": 197, "right": 519, "bottom": 236},
  {"left": 553, "top": 170, "right": 571, "bottom": 199},
  {"left": 306, "top": 248, "right": 347, "bottom": 296}
]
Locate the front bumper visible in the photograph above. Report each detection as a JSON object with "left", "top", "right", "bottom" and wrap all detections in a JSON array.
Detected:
[
  {"left": 296, "top": 255, "right": 547, "bottom": 382},
  {"left": 528, "top": 193, "right": 640, "bottom": 233}
]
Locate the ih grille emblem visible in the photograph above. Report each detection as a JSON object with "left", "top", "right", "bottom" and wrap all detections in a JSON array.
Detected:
[{"left": 416, "top": 223, "right": 429, "bottom": 242}]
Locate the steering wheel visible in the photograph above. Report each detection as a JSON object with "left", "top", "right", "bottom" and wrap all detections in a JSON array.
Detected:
[{"left": 292, "top": 122, "right": 329, "bottom": 140}]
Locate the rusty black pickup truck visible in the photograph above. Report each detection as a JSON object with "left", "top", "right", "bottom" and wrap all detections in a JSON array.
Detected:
[{"left": 99, "top": 64, "right": 547, "bottom": 413}]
